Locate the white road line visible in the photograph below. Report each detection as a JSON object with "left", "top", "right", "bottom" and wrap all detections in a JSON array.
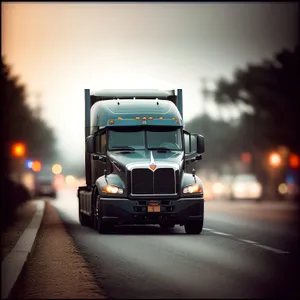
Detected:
[
  {"left": 203, "top": 228, "right": 214, "bottom": 231},
  {"left": 239, "top": 239, "right": 258, "bottom": 244},
  {"left": 211, "top": 231, "right": 233, "bottom": 236},
  {"left": 253, "top": 244, "right": 290, "bottom": 254},
  {"left": 207, "top": 232, "right": 290, "bottom": 255}
]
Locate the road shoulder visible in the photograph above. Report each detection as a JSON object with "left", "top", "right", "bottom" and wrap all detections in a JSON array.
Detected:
[
  {"left": 1, "top": 201, "right": 37, "bottom": 262},
  {"left": 15, "top": 200, "right": 106, "bottom": 299}
]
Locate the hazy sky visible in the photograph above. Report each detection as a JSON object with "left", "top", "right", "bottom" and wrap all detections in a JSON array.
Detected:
[{"left": 2, "top": 2, "right": 298, "bottom": 164}]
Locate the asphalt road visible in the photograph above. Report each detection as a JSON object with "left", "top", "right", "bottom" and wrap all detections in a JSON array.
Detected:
[{"left": 53, "top": 189, "right": 300, "bottom": 299}]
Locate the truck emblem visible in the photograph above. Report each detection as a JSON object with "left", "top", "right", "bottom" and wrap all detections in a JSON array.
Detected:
[{"left": 149, "top": 151, "right": 157, "bottom": 171}]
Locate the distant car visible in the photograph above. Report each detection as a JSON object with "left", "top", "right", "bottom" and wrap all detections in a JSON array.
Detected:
[
  {"left": 212, "top": 175, "right": 234, "bottom": 200},
  {"left": 34, "top": 174, "right": 57, "bottom": 198},
  {"left": 231, "top": 174, "right": 262, "bottom": 201}
]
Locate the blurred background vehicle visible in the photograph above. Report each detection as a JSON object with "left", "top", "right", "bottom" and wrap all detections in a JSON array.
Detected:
[
  {"left": 231, "top": 174, "right": 263, "bottom": 201},
  {"left": 33, "top": 166, "right": 57, "bottom": 198},
  {"left": 212, "top": 175, "right": 234, "bottom": 200}
]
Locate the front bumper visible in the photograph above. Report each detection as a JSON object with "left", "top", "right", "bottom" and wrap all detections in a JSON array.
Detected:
[{"left": 99, "top": 197, "right": 204, "bottom": 225}]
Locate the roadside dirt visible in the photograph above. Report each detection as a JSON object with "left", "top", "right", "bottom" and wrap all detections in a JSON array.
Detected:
[
  {"left": 1, "top": 201, "right": 37, "bottom": 261},
  {"left": 15, "top": 201, "right": 106, "bottom": 299}
]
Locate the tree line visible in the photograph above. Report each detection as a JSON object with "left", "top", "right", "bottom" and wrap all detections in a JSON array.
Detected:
[
  {"left": 1, "top": 56, "right": 57, "bottom": 230},
  {"left": 186, "top": 44, "right": 299, "bottom": 199}
]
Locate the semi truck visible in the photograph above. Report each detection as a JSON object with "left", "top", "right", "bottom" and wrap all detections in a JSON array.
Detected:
[{"left": 78, "top": 89, "right": 205, "bottom": 234}]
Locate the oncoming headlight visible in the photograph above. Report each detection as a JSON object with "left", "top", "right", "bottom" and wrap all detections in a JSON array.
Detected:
[
  {"left": 183, "top": 183, "right": 202, "bottom": 194},
  {"left": 102, "top": 184, "right": 124, "bottom": 194}
]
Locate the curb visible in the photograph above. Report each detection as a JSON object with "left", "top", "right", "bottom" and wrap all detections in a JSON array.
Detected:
[{"left": 1, "top": 200, "right": 45, "bottom": 299}]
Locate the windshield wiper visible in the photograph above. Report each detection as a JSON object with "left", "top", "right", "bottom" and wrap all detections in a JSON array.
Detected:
[
  {"left": 110, "top": 146, "right": 136, "bottom": 151},
  {"left": 148, "top": 147, "right": 172, "bottom": 151}
]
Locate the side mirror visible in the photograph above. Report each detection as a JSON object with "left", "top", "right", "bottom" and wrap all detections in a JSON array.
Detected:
[
  {"left": 86, "top": 135, "right": 94, "bottom": 154},
  {"left": 197, "top": 134, "right": 205, "bottom": 154}
]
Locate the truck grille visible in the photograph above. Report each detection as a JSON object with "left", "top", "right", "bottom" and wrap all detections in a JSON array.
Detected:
[{"left": 131, "top": 168, "right": 176, "bottom": 195}]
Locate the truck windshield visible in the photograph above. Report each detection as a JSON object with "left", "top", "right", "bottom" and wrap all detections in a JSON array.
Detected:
[{"left": 108, "top": 128, "right": 182, "bottom": 151}]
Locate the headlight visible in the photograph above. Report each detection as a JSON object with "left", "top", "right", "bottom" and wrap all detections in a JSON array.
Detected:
[
  {"left": 183, "top": 183, "right": 202, "bottom": 194},
  {"left": 102, "top": 184, "right": 124, "bottom": 194}
]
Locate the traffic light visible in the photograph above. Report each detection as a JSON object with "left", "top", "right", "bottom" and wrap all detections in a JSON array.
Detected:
[
  {"left": 289, "top": 154, "right": 300, "bottom": 169},
  {"left": 11, "top": 142, "right": 26, "bottom": 157},
  {"left": 32, "top": 160, "right": 42, "bottom": 172}
]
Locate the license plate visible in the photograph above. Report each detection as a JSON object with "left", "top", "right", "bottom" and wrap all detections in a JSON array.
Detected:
[{"left": 147, "top": 205, "right": 160, "bottom": 213}]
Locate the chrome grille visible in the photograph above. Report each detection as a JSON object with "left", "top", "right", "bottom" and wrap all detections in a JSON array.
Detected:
[{"left": 131, "top": 168, "right": 176, "bottom": 195}]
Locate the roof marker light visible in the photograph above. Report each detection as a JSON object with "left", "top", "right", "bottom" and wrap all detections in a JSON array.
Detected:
[
  {"left": 142, "top": 117, "right": 146, "bottom": 120},
  {"left": 159, "top": 117, "right": 163, "bottom": 120},
  {"left": 117, "top": 117, "right": 123, "bottom": 120},
  {"left": 136, "top": 117, "right": 140, "bottom": 120},
  {"left": 149, "top": 117, "right": 153, "bottom": 120}
]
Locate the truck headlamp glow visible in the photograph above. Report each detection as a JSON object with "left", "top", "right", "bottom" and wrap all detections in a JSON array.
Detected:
[
  {"left": 183, "top": 184, "right": 202, "bottom": 194},
  {"left": 102, "top": 184, "right": 124, "bottom": 194}
]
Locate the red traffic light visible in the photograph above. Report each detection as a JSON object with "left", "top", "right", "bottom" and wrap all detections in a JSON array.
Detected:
[
  {"left": 11, "top": 142, "right": 26, "bottom": 157},
  {"left": 289, "top": 154, "right": 300, "bottom": 169}
]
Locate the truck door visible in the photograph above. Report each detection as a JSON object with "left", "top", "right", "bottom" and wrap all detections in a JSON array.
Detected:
[{"left": 91, "top": 131, "right": 107, "bottom": 183}]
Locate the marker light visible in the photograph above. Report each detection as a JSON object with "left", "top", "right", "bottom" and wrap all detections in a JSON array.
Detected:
[
  {"left": 142, "top": 117, "right": 146, "bottom": 120},
  {"left": 102, "top": 184, "right": 124, "bottom": 194},
  {"left": 109, "top": 120, "right": 114, "bottom": 124},
  {"left": 148, "top": 117, "right": 153, "bottom": 120},
  {"left": 159, "top": 117, "right": 163, "bottom": 120},
  {"left": 183, "top": 184, "right": 202, "bottom": 194},
  {"left": 117, "top": 117, "right": 123, "bottom": 120},
  {"left": 149, "top": 164, "right": 157, "bottom": 171}
]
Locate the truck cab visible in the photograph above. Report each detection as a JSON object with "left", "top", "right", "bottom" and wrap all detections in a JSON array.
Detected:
[{"left": 78, "top": 89, "right": 205, "bottom": 234}]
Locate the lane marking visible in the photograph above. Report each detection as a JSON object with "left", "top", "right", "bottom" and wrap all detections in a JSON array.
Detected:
[
  {"left": 205, "top": 228, "right": 290, "bottom": 254},
  {"left": 239, "top": 239, "right": 258, "bottom": 244},
  {"left": 211, "top": 231, "right": 233, "bottom": 236},
  {"left": 253, "top": 244, "right": 290, "bottom": 254}
]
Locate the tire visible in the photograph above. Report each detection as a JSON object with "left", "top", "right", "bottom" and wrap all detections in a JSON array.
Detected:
[
  {"left": 92, "top": 191, "right": 98, "bottom": 230},
  {"left": 79, "top": 199, "right": 91, "bottom": 227},
  {"left": 79, "top": 210, "right": 90, "bottom": 227},
  {"left": 96, "top": 197, "right": 113, "bottom": 234},
  {"left": 184, "top": 218, "right": 203, "bottom": 234}
]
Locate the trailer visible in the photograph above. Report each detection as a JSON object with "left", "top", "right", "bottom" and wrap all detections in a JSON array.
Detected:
[{"left": 78, "top": 89, "right": 205, "bottom": 234}]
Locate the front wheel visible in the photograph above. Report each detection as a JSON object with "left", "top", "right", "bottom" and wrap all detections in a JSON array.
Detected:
[
  {"left": 79, "top": 210, "right": 90, "bottom": 227},
  {"left": 96, "top": 197, "right": 113, "bottom": 234},
  {"left": 184, "top": 219, "right": 203, "bottom": 234}
]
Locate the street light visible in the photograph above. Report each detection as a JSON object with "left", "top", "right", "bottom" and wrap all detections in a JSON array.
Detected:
[
  {"left": 269, "top": 152, "right": 282, "bottom": 168},
  {"left": 52, "top": 164, "right": 62, "bottom": 175},
  {"left": 11, "top": 142, "right": 26, "bottom": 157}
]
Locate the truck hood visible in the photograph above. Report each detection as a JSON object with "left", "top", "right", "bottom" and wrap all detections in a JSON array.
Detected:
[{"left": 108, "top": 150, "right": 184, "bottom": 170}]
